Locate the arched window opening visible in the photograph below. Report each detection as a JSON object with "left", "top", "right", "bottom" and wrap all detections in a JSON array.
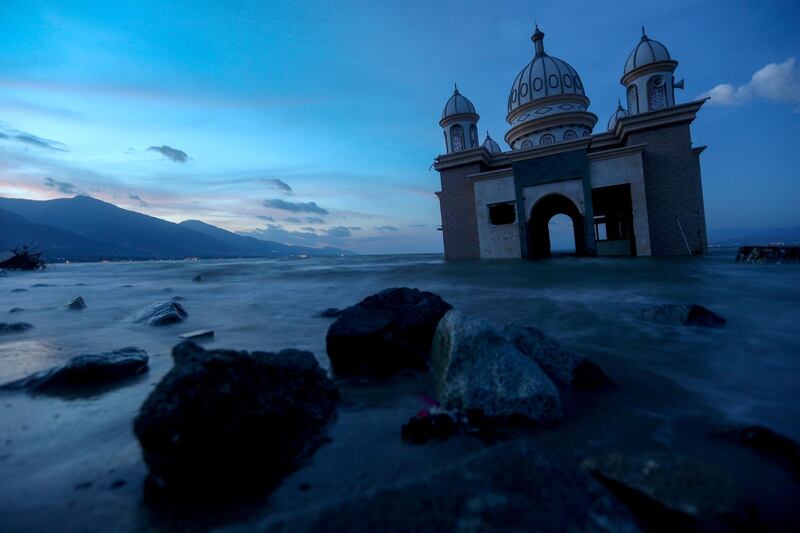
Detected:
[
  {"left": 521, "top": 139, "right": 533, "bottom": 149},
  {"left": 563, "top": 130, "right": 577, "bottom": 140},
  {"left": 469, "top": 124, "right": 479, "bottom": 148},
  {"left": 540, "top": 133, "right": 555, "bottom": 145},
  {"left": 548, "top": 214, "right": 576, "bottom": 254},
  {"left": 450, "top": 124, "right": 465, "bottom": 153},
  {"left": 647, "top": 76, "right": 667, "bottom": 111},
  {"left": 627, "top": 84, "right": 639, "bottom": 114}
]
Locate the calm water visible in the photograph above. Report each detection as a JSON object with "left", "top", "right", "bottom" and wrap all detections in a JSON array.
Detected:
[{"left": 1, "top": 249, "right": 798, "bottom": 529}]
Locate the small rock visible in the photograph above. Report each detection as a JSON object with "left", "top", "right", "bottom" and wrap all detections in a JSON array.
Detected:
[
  {"left": 641, "top": 304, "right": 726, "bottom": 327},
  {"left": 179, "top": 329, "right": 214, "bottom": 340},
  {"left": 192, "top": 274, "right": 203, "bottom": 283},
  {"left": 736, "top": 245, "right": 800, "bottom": 264},
  {"left": 133, "top": 342, "right": 339, "bottom": 493},
  {"left": 401, "top": 412, "right": 457, "bottom": 444},
  {"left": 318, "top": 307, "right": 343, "bottom": 318},
  {"left": 326, "top": 287, "right": 452, "bottom": 376},
  {"left": 11, "top": 288, "right": 26, "bottom": 293},
  {"left": 431, "top": 311, "right": 562, "bottom": 424},
  {"left": 715, "top": 424, "right": 800, "bottom": 477},
  {"left": 129, "top": 301, "right": 187, "bottom": 326},
  {"left": 0, "top": 348, "right": 149, "bottom": 394},
  {"left": 66, "top": 296, "right": 86, "bottom": 310},
  {"left": 502, "top": 324, "right": 611, "bottom": 389},
  {"left": 109, "top": 479, "right": 126, "bottom": 489},
  {"left": 9, "top": 308, "right": 24, "bottom": 314},
  {"left": 0, "top": 323, "right": 33, "bottom": 335}
]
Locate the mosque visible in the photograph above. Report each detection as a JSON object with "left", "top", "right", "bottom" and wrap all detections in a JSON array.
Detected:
[{"left": 434, "top": 26, "right": 708, "bottom": 259}]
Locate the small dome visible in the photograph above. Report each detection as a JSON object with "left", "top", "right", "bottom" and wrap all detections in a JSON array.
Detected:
[
  {"left": 607, "top": 101, "right": 628, "bottom": 131},
  {"left": 507, "top": 27, "right": 586, "bottom": 114},
  {"left": 624, "top": 28, "right": 671, "bottom": 76},
  {"left": 442, "top": 85, "right": 477, "bottom": 119},
  {"left": 483, "top": 132, "right": 502, "bottom": 154}
]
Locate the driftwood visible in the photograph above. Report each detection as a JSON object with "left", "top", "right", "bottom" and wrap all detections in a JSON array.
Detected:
[{"left": 0, "top": 246, "right": 47, "bottom": 271}]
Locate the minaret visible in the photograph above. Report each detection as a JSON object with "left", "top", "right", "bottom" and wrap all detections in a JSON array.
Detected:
[{"left": 440, "top": 84, "right": 480, "bottom": 154}]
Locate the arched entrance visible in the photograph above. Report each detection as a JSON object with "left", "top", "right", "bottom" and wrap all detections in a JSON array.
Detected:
[{"left": 528, "top": 194, "right": 586, "bottom": 258}]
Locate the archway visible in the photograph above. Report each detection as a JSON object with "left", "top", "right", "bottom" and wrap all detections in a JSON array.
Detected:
[
  {"left": 548, "top": 214, "right": 576, "bottom": 254},
  {"left": 528, "top": 194, "right": 586, "bottom": 258}
]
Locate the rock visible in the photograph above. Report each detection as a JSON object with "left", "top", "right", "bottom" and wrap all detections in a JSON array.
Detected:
[
  {"left": 179, "top": 329, "right": 214, "bottom": 340},
  {"left": 502, "top": 323, "right": 611, "bottom": 389},
  {"left": 431, "top": 311, "right": 561, "bottom": 424},
  {"left": 133, "top": 342, "right": 339, "bottom": 492},
  {"left": 0, "top": 348, "right": 149, "bottom": 394},
  {"left": 325, "top": 287, "right": 452, "bottom": 376},
  {"left": 0, "top": 322, "right": 33, "bottom": 334},
  {"left": 318, "top": 307, "right": 343, "bottom": 318},
  {"left": 129, "top": 301, "right": 187, "bottom": 326},
  {"left": 66, "top": 296, "right": 86, "bottom": 310},
  {"left": 259, "top": 439, "right": 637, "bottom": 532},
  {"left": 401, "top": 411, "right": 457, "bottom": 444},
  {"left": 736, "top": 245, "right": 800, "bottom": 264},
  {"left": 191, "top": 274, "right": 203, "bottom": 283},
  {"left": 9, "top": 307, "right": 24, "bottom": 313},
  {"left": 11, "top": 288, "right": 26, "bottom": 293},
  {"left": 715, "top": 425, "right": 800, "bottom": 477},
  {"left": 641, "top": 304, "right": 726, "bottom": 327},
  {"left": 583, "top": 451, "right": 737, "bottom": 529}
]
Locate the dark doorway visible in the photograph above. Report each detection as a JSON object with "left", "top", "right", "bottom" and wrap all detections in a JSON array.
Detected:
[
  {"left": 528, "top": 194, "right": 586, "bottom": 258},
  {"left": 592, "top": 184, "right": 636, "bottom": 256}
]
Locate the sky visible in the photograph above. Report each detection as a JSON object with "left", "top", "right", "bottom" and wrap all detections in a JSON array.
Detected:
[{"left": 0, "top": 0, "right": 798, "bottom": 254}]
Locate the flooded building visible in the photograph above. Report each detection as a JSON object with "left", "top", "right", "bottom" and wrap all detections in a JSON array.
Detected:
[{"left": 435, "top": 27, "right": 708, "bottom": 259}]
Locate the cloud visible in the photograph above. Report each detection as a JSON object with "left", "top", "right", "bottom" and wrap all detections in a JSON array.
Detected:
[
  {"left": 128, "top": 193, "right": 148, "bottom": 207},
  {"left": 348, "top": 226, "right": 362, "bottom": 231},
  {"left": 375, "top": 225, "right": 399, "bottom": 232},
  {"left": 43, "top": 177, "right": 79, "bottom": 194},
  {"left": 301, "top": 226, "right": 317, "bottom": 232},
  {"left": 147, "top": 145, "right": 189, "bottom": 163},
  {"left": 324, "top": 226, "right": 352, "bottom": 238},
  {"left": 700, "top": 57, "right": 800, "bottom": 109},
  {"left": 0, "top": 97, "right": 82, "bottom": 120},
  {"left": 408, "top": 223, "right": 428, "bottom": 228},
  {"left": 257, "top": 215, "right": 276, "bottom": 222},
  {"left": 305, "top": 216, "right": 326, "bottom": 224},
  {"left": 284, "top": 216, "right": 302, "bottom": 224},
  {"left": 0, "top": 128, "right": 67, "bottom": 151},
  {"left": 262, "top": 178, "right": 293, "bottom": 194},
  {"left": 262, "top": 198, "right": 328, "bottom": 215}
]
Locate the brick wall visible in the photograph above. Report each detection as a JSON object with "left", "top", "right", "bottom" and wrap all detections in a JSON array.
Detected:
[
  {"left": 628, "top": 123, "right": 708, "bottom": 255},
  {"left": 438, "top": 162, "right": 482, "bottom": 259}
]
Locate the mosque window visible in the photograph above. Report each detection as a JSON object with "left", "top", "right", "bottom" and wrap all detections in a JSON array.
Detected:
[
  {"left": 574, "top": 76, "right": 583, "bottom": 90},
  {"left": 648, "top": 76, "right": 667, "bottom": 111},
  {"left": 488, "top": 202, "right": 516, "bottom": 225},
  {"left": 564, "top": 130, "right": 577, "bottom": 140},
  {"left": 540, "top": 134, "right": 555, "bottom": 145},
  {"left": 533, "top": 78, "right": 543, "bottom": 91},
  {"left": 627, "top": 85, "right": 639, "bottom": 114},
  {"left": 521, "top": 140, "right": 533, "bottom": 149},
  {"left": 548, "top": 75, "right": 559, "bottom": 88},
  {"left": 450, "top": 124, "right": 465, "bottom": 152},
  {"left": 582, "top": 131, "right": 590, "bottom": 137},
  {"left": 562, "top": 74, "right": 572, "bottom": 88},
  {"left": 511, "top": 89, "right": 518, "bottom": 102},
  {"left": 469, "top": 124, "right": 479, "bottom": 148},
  {"left": 520, "top": 82, "right": 529, "bottom": 97}
]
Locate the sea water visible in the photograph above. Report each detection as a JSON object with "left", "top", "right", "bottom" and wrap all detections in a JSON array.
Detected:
[{"left": 0, "top": 249, "right": 798, "bottom": 529}]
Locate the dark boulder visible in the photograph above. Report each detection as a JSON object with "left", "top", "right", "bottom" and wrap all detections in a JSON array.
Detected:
[
  {"left": 641, "top": 304, "right": 726, "bottom": 327},
  {"left": 191, "top": 274, "right": 203, "bottom": 283},
  {"left": 9, "top": 307, "right": 24, "bottom": 313},
  {"left": 502, "top": 323, "right": 611, "bottom": 389},
  {"left": 0, "top": 348, "right": 148, "bottom": 394},
  {"left": 325, "top": 288, "right": 452, "bottom": 376},
  {"left": 318, "top": 307, "right": 344, "bottom": 318},
  {"left": 259, "top": 439, "right": 637, "bottom": 531},
  {"left": 133, "top": 342, "right": 339, "bottom": 493},
  {"left": 0, "top": 322, "right": 32, "bottom": 334},
  {"left": 736, "top": 245, "right": 800, "bottom": 264},
  {"left": 401, "top": 412, "right": 457, "bottom": 444},
  {"left": 66, "top": 296, "right": 86, "bottom": 310},
  {"left": 129, "top": 300, "right": 187, "bottom": 326},
  {"left": 715, "top": 425, "right": 800, "bottom": 477}
]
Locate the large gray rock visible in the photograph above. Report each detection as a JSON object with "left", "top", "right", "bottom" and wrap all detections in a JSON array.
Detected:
[
  {"left": 430, "top": 311, "right": 561, "bottom": 424},
  {"left": 129, "top": 300, "right": 187, "bottom": 326},
  {"left": 259, "top": 439, "right": 638, "bottom": 532},
  {"left": 0, "top": 322, "right": 33, "bottom": 334},
  {"left": 326, "top": 287, "right": 452, "bottom": 376},
  {"left": 0, "top": 348, "right": 148, "bottom": 394},
  {"left": 502, "top": 323, "right": 610, "bottom": 389},
  {"left": 134, "top": 342, "right": 339, "bottom": 492},
  {"left": 641, "top": 304, "right": 726, "bottom": 327}
]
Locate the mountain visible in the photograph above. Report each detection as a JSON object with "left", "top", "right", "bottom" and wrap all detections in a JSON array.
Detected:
[
  {"left": 708, "top": 226, "right": 800, "bottom": 246},
  {"left": 0, "top": 196, "right": 353, "bottom": 261}
]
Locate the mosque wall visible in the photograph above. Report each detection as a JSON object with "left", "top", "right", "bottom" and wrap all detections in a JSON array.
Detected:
[
  {"left": 437, "top": 163, "right": 483, "bottom": 259},
  {"left": 473, "top": 175, "right": 521, "bottom": 258}
]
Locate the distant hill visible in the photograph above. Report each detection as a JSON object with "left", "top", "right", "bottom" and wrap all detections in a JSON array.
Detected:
[
  {"left": 0, "top": 196, "right": 353, "bottom": 261},
  {"left": 708, "top": 226, "right": 800, "bottom": 247}
]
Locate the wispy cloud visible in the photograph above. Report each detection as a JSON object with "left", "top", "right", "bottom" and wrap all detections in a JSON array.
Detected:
[
  {"left": 408, "top": 223, "right": 427, "bottom": 227},
  {"left": 284, "top": 216, "right": 302, "bottom": 224},
  {"left": 325, "top": 226, "right": 351, "bottom": 238},
  {"left": 0, "top": 127, "right": 67, "bottom": 151},
  {"left": 0, "top": 97, "right": 83, "bottom": 120},
  {"left": 128, "top": 193, "right": 148, "bottom": 207},
  {"left": 263, "top": 178, "right": 293, "bottom": 194},
  {"left": 147, "top": 145, "right": 189, "bottom": 163},
  {"left": 375, "top": 225, "right": 399, "bottom": 232},
  {"left": 43, "top": 177, "right": 80, "bottom": 194},
  {"left": 305, "top": 216, "right": 326, "bottom": 224},
  {"left": 262, "top": 198, "right": 328, "bottom": 215},
  {"left": 700, "top": 57, "right": 800, "bottom": 110}
]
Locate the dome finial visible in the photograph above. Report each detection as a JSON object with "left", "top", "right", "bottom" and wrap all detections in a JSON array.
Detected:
[
  {"left": 617, "top": 99, "right": 623, "bottom": 109},
  {"left": 453, "top": 83, "right": 459, "bottom": 94},
  {"left": 531, "top": 24, "right": 545, "bottom": 56},
  {"left": 641, "top": 26, "right": 647, "bottom": 39}
]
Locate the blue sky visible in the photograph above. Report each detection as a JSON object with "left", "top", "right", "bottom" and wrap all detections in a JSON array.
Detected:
[{"left": 0, "top": 0, "right": 798, "bottom": 253}]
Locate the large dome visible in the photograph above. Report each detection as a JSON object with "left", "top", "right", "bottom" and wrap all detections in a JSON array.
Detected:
[
  {"left": 442, "top": 85, "right": 476, "bottom": 119},
  {"left": 507, "top": 27, "right": 586, "bottom": 115},
  {"left": 624, "top": 29, "right": 672, "bottom": 76}
]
